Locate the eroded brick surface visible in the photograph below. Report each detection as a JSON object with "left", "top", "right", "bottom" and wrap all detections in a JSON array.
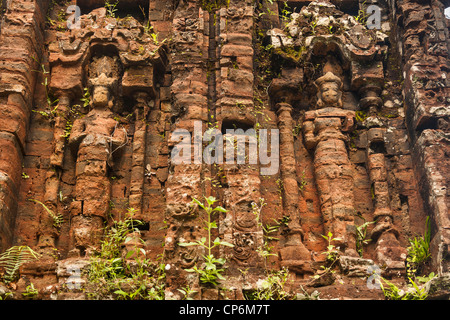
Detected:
[{"left": 0, "top": 0, "right": 448, "bottom": 300}]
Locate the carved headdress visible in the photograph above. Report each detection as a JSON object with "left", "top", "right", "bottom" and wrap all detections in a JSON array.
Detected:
[{"left": 315, "top": 71, "right": 342, "bottom": 88}]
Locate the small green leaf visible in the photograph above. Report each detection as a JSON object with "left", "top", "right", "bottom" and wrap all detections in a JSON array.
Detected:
[
  {"left": 192, "top": 198, "right": 205, "bottom": 209},
  {"left": 124, "top": 236, "right": 133, "bottom": 243},
  {"left": 219, "top": 241, "right": 234, "bottom": 248},
  {"left": 178, "top": 242, "right": 198, "bottom": 247},
  {"left": 205, "top": 196, "right": 217, "bottom": 206},
  {"left": 213, "top": 206, "right": 227, "bottom": 213},
  {"left": 114, "top": 290, "right": 127, "bottom": 296},
  {"left": 111, "top": 258, "right": 122, "bottom": 264}
]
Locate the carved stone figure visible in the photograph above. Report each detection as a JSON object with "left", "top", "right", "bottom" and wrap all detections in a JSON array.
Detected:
[
  {"left": 303, "top": 72, "right": 357, "bottom": 255},
  {"left": 315, "top": 72, "right": 343, "bottom": 109},
  {"left": 67, "top": 55, "right": 127, "bottom": 257}
]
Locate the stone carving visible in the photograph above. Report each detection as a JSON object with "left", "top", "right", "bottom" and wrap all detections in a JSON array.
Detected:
[
  {"left": 0, "top": 0, "right": 448, "bottom": 301},
  {"left": 128, "top": 91, "right": 151, "bottom": 218},
  {"left": 38, "top": 4, "right": 165, "bottom": 259},
  {"left": 67, "top": 54, "right": 127, "bottom": 256},
  {"left": 303, "top": 71, "right": 357, "bottom": 255},
  {"left": 222, "top": 134, "right": 263, "bottom": 267},
  {"left": 366, "top": 129, "right": 407, "bottom": 275},
  {"left": 314, "top": 71, "right": 343, "bottom": 109},
  {"left": 232, "top": 231, "right": 256, "bottom": 265},
  {"left": 276, "top": 103, "right": 312, "bottom": 274}
]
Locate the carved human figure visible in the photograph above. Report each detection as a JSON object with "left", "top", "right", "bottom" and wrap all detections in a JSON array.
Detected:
[
  {"left": 303, "top": 72, "right": 357, "bottom": 255},
  {"left": 68, "top": 55, "right": 126, "bottom": 256}
]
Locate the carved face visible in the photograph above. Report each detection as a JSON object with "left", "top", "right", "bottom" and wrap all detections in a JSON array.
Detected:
[
  {"left": 92, "top": 84, "right": 112, "bottom": 109},
  {"left": 320, "top": 82, "right": 340, "bottom": 105},
  {"left": 315, "top": 72, "right": 343, "bottom": 109}
]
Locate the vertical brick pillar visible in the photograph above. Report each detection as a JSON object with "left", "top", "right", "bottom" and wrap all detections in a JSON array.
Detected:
[
  {"left": 0, "top": 0, "right": 47, "bottom": 251},
  {"left": 164, "top": 0, "right": 208, "bottom": 299},
  {"left": 276, "top": 102, "right": 312, "bottom": 275},
  {"left": 398, "top": 0, "right": 450, "bottom": 274}
]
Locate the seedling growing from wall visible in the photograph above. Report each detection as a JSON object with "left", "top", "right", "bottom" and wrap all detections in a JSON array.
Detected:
[{"left": 178, "top": 196, "right": 234, "bottom": 287}]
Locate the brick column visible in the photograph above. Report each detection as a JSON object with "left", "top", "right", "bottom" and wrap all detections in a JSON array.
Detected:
[
  {"left": 277, "top": 102, "right": 312, "bottom": 275},
  {"left": 398, "top": 0, "right": 450, "bottom": 274},
  {"left": 0, "top": 0, "right": 47, "bottom": 251}
]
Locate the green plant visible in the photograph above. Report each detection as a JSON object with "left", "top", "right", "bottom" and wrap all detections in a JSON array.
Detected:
[
  {"left": 177, "top": 285, "right": 198, "bottom": 300},
  {"left": 252, "top": 199, "right": 290, "bottom": 266},
  {"left": 310, "top": 19, "right": 317, "bottom": 35},
  {"left": 149, "top": 32, "right": 166, "bottom": 46},
  {"left": 355, "top": 217, "right": 375, "bottom": 257},
  {"left": 112, "top": 257, "right": 166, "bottom": 300},
  {"left": 275, "top": 178, "right": 283, "bottom": 198},
  {"left": 31, "top": 57, "right": 59, "bottom": 121},
  {"left": 310, "top": 232, "right": 341, "bottom": 284},
  {"left": 105, "top": 0, "right": 119, "bottom": 18},
  {"left": 85, "top": 208, "right": 166, "bottom": 300},
  {"left": 99, "top": 208, "right": 144, "bottom": 259},
  {"left": 298, "top": 170, "right": 307, "bottom": 191},
  {"left": 252, "top": 199, "right": 279, "bottom": 266},
  {"left": 245, "top": 267, "right": 291, "bottom": 300},
  {"left": 379, "top": 278, "right": 406, "bottom": 300},
  {"left": 58, "top": 191, "right": 67, "bottom": 202},
  {"left": 199, "top": 0, "right": 230, "bottom": 13},
  {"left": 178, "top": 196, "right": 234, "bottom": 287},
  {"left": 355, "top": 110, "right": 368, "bottom": 122},
  {"left": 354, "top": 1, "right": 369, "bottom": 25},
  {"left": 296, "top": 286, "right": 321, "bottom": 300},
  {"left": 280, "top": 1, "right": 292, "bottom": 25},
  {"left": 29, "top": 199, "right": 64, "bottom": 229},
  {"left": 406, "top": 216, "right": 431, "bottom": 278},
  {"left": 321, "top": 232, "right": 341, "bottom": 263},
  {"left": 0, "top": 292, "right": 13, "bottom": 300},
  {"left": 416, "top": 271, "right": 436, "bottom": 284},
  {"left": 22, "top": 283, "right": 39, "bottom": 299},
  {"left": 139, "top": 5, "right": 152, "bottom": 34},
  {"left": 80, "top": 87, "right": 91, "bottom": 108},
  {"left": 292, "top": 123, "right": 302, "bottom": 137},
  {"left": 0, "top": 246, "right": 40, "bottom": 283},
  {"left": 380, "top": 276, "right": 430, "bottom": 300},
  {"left": 61, "top": 119, "right": 73, "bottom": 140}
]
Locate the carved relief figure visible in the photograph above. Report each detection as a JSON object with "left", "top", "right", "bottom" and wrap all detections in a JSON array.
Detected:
[
  {"left": 303, "top": 72, "right": 357, "bottom": 256},
  {"left": 68, "top": 54, "right": 127, "bottom": 257}
]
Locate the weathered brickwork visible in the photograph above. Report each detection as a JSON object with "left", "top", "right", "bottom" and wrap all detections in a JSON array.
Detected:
[{"left": 0, "top": 0, "right": 448, "bottom": 300}]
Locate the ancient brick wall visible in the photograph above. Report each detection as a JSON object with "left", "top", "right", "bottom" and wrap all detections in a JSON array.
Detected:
[{"left": 0, "top": 0, "right": 448, "bottom": 300}]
